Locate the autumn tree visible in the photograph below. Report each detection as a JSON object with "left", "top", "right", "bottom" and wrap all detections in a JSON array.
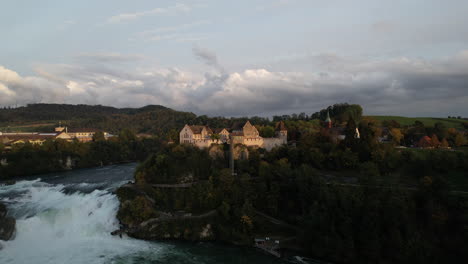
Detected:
[
  {"left": 390, "top": 128, "right": 404, "bottom": 145},
  {"left": 455, "top": 133, "right": 467, "bottom": 147},
  {"left": 440, "top": 138, "right": 449, "bottom": 148},
  {"left": 431, "top": 134, "right": 440, "bottom": 148}
]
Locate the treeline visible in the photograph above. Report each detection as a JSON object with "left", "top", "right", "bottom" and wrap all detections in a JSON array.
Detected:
[
  {"left": 122, "top": 105, "right": 468, "bottom": 262},
  {"left": 0, "top": 130, "right": 163, "bottom": 179},
  {"left": 125, "top": 133, "right": 468, "bottom": 263}
]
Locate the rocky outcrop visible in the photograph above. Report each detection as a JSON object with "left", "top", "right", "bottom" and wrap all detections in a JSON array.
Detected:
[
  {"left": 0, "top": 202, "right": 15, "bottom": 241},
  {"left": 115, "top": 183, "right": 217, "bottom": 241},
  {"left": 208, "top": 145, "right": 225, "bottom": 159},
  {"left": 0, "top": 203, "right": 6, "bottom": 218}
]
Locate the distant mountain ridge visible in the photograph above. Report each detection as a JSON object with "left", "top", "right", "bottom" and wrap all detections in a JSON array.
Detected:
[{"left": 1, "top": 103, "right": 465, "bottom": 136}]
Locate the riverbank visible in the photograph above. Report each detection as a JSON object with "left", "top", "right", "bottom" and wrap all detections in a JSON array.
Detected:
[
  {"left": 0, "top": 163, "right": 287, "bottom": 264},
  {"left": 0, "top": 158, "right": 137, "bottom": 182},
  {"left": 114, "top": 143, "right": 468, "bottom": 263}
]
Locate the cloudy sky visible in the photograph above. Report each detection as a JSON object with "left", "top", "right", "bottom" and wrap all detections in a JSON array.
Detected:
[{"left": 1, "top": 0, "right": 467, "bottom": 117}]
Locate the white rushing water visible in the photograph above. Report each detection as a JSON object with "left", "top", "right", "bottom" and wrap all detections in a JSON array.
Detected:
[
  {"left": 0, "top": 179, "right": 162, "bottom": 264},
  {"left": 0, "top": 164, "right": 290, "bottom": 264}
]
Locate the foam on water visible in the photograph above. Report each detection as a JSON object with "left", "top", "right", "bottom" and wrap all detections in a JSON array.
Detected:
[
  {"left": 0, "top": 164, "right": 290, "bottom": 264},
  {"left": 0, "top": 179, "right": 162, "bottom": 264}
]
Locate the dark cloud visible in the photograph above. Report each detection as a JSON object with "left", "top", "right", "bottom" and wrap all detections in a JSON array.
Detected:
[
  {"left": 192, "top": 46, "right": 225, "bottom": 73},
  {"left": 1, "top": 51, "right": 467, "bottom": 117}
]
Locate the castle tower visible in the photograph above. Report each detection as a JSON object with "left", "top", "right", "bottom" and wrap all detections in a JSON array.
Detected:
[
  {"left": 325, "top": 110, "right": 332, "bottom": 129},
  {"left": 275, "top": 121, "right": 288, "bottom": 143}
]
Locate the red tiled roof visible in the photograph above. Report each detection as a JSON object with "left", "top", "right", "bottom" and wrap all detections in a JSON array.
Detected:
[{"left": 66, "top": 128, "right": 102, "bottom": 133}]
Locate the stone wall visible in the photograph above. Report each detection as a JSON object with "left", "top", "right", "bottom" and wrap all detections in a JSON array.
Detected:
[
  {"left": 263, "top": 137, "right": 286, "bottom": 151},
  {"left": 193, "top": 139, "right": 216, "bottom": 148}
]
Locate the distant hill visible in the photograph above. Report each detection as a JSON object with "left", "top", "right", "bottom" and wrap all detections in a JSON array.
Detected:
[
  {"left": 0, "top": 104, "right": 274, "bottom": 136},
  {"left": 0, "top": 104, "right": 197, "bottom": 135},
  {"left": 367, "top": 116, "right": 467, "bottom": 129}
]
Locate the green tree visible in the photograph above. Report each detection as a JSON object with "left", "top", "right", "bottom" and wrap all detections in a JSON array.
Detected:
[
  {"left": 119, "top": 129, "right": 136, "bottom": 142},
  {"left": 92, "top": 131, "right": 105, "bottom": 142},
  {"left": 259, "top": 126, "right": 275, "bottom": 137},
  {"left": 343, "top": 118, "right": 358, "bottom": 148},
  {"left": 210, "top": 133, "right": 220, "bottom": 143}
]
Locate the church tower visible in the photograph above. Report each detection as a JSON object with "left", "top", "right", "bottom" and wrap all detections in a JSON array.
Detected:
[{"left": 325, "top": 110, "right": 332, "bottom": 129}]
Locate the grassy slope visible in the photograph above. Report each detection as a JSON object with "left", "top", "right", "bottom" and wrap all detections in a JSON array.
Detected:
[{"left": 367, "top": 116, "right": 466, "bottom": 129}]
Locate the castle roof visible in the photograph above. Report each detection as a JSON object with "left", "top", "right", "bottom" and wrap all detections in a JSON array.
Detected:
[
  {"left": 66, "top": 128, "right": 102, "bottom": 133},
  {"left": 188, "top": 125, "right": 212, "bottom": 134},
  {"left": 231, "top": 122, "right": 245, "bottom": 132},
  {"left": 188, "top": 125, "right": 205, "bottom": 134},
  {"left": 213, "top": 128, "right": 228, "bottom": 134},
  {"left": 231, "top": 131, "right": 244, "bottom": 136}
]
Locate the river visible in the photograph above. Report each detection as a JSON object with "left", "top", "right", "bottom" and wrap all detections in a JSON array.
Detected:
[{"left": 0, "top": 163, "right": 297, "bottom": 264}]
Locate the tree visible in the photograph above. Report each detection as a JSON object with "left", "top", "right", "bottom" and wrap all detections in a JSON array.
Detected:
[
  {"left": 440, "top": 138, "right": 449, "bottom": 148},
  {"left": 259, "top": 126, "right": 275, "bottom": 137},
  {"left": 455, "top": 133, "right": 467, "bottom": 147},
  {"left": 431, "top": 134, "right": 440, "bottom": 148},
  {"left": 92, "top": 131, "right": 105, "bottom": 142},
  {"left": 343, "top": 118, "right": 358, "bottom": 148},
  {"left": 434, "top": 122, "right": 448, "bottom": 140},
  {"left": 119, "top": 129, "right": 136, "bottom": 142},
  {"left": 210, "top": 133, "right": 220, "bottom": 143},
  {"left": 390, "top": 128, "right": 404, "bottom": 145}
]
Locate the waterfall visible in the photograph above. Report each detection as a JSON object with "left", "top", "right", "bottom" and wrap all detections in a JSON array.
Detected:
[{"left": 0, "top": 179, "right": 160, "bottom": 264}]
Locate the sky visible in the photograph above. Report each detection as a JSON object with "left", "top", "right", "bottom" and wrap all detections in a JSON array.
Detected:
[{"left": 0, "top": 0, "right": 467, "bottom": 117}]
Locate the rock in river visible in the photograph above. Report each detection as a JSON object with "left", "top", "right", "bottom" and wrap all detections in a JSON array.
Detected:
[{"left": 0, "top": 202, "right": 16, "bottom": 241}]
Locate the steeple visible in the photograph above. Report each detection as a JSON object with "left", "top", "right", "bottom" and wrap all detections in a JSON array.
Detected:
[{"left": 325, "top": 110, "right": 332, "bottom": 129}]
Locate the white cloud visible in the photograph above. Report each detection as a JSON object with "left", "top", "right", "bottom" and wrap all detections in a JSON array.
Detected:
[
  {"left": 138, "top": 20, "right": 210, "bottom": 36},
  {"left": 0, "top": 83, "right": 16, "bottom": 96},
  {"left": 75, "top": 52, "right": 144, "bottom": 62},
  {"left": 107, "top": 3, "right": 191, "bottom": 24},
  {"left": 1, "top": 50, "right": 468, "bottom": 116}
]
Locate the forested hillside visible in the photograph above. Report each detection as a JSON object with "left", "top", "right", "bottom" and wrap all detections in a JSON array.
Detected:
[{"left": 0, "top": 104, "right": 197, "bottom": 135}]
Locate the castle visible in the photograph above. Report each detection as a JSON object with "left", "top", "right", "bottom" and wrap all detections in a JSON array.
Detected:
[{"left": 179, "top": 121, "right": 287, "bottom": 151}]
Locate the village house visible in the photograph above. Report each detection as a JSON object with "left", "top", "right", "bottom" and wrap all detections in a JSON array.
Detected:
[
  {"left": 0, "top": 132, "right": 71, "bottom": 147},
  {"left": 55, "top": 126, "right": 110, "bottom": 142},
  {"left": 179, "top": 121, "right": 288, "bottom": 151},
  {"left": 0, "top": 125, "right": 111, "bottom": 148}
]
